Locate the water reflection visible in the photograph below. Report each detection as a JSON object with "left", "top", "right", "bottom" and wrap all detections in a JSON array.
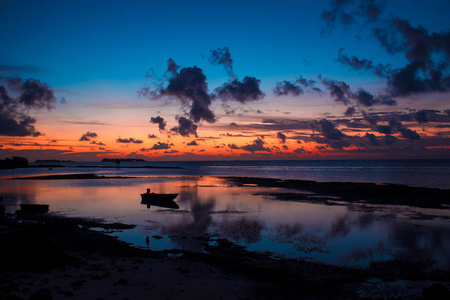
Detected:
[{"left": 1, "top": 175, "right": 449, "bottom": 269}]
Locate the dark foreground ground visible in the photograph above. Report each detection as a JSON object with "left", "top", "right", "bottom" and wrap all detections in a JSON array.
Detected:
[{"left": 1, "top": 176, "right": 450, "bottom": 299}]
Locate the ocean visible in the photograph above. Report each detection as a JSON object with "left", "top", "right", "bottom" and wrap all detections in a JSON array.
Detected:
[
  {"left": 1, "top": 159, "right": 450, "bottom": 269},
  {"left": 6, "top": 159, "right": 450, "bottom": 189}
]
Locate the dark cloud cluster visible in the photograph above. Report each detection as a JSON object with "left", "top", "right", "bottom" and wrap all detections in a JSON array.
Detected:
[
  {"left": 0, "top": 76, "right": 59, "bottom": 137},
  {"left": 187, "top": 141, "right": 198, "bottom": 146},
  {"left": 311, "top": 119, "right": 346, "bottom": 140},
  {"left": 150, "top": 142, "right": 171, "bottom": 150},
  {"left": 116, "top": 137, "right": 144, "bottom": 144},
  {"left": 140, "top": 60, "right": 216, "bottom": 124},
  {"left": 209, "top": 47, "right": 236, "bottom": 79},
  {"left": 150, "top": 116, "right": 167, "bottom": 131},
  {"left": 333, "top": 10, "right": 450, "bottom": 97},
  {"left": 214, "top": 76, "right": 265, "bottom": 103},
  {"left": 337, "top": 49, "right": 390, "bottom": 77},
  {"left": 141, "top": 55, "right": 266, "bottom": 139},
  {"left": 241, "top": 138, "right": 271, "bottom": 153},
  {"left": 277, "top": 131, "right": 287, "bottom": 144},
  {"left": 374, "top": 118, "right": 420, "bottom": 140},
  {"left": 273, "top": 77, "right": 318, "bottom": 97},
  {"left": 170, "top": 116, "right": 198, "bottom": 137},
  {"left": 319, "top": 76, "right": 396, "bottom": 109},
  {"left": 79, "top": 131, "right": 98, "bottom": 141},
  {"left": 321, "top": 0, "right": 385, "bottom": 33}
]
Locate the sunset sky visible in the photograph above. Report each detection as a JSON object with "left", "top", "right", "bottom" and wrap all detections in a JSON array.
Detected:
[{"left": 1, "top": 0, "right": 450, "bottom": 162}]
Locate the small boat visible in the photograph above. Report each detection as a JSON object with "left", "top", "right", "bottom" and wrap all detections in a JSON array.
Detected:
[{"left": 140, "top": 193, "right": 179, "bottom": 209}]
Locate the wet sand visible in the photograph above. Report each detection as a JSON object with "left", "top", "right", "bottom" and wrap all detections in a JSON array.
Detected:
[
  {"left": 1, "top": 176, "right": 450, "bottom": 299},
  {"left": 223, "top": 176, "right": 450, "bottom": 209}
]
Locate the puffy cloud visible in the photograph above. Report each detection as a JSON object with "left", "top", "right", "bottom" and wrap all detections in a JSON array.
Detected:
[
  {"left": 241, "top": 138, "right": 271, "bottom": 153},
  {"left": 277, "top": 131, "right": 287, "bottom": 144},
  {"left": 187, "top": 141, "right": 198, "bottom": 146},
  {"left": 171, "top": 116, "right": 198, "bottom": 137},
  {"left": 294, "top": 147, "right": 307, "bottom": 154},
  {"left": 0, "top": 76, "right": 59, "bottom": 137},
  {"left": 319, "top": 76, "right": 352, "bottom": 105},
  {"left": 150, "top": 142, "right": 171, "bottom": 150},
  {"left": 345, "top": 107, "right": 356, "bottom": 117},
  {"left": 319, "top": 76, "right": 396, "bottom": 108},
  {"left": 214, "top": 76, "right": 265, "bottom": 103},
  {"left": 321, "top": 0, "right": 385, "bottom": 33},
  {"left": 209, "top": 47, "right": 236, "bottom": 79},
  {"left": 141, "top": 60, "right": 216, "bottom": 124},
  {"left": 79, "top": 131, "right": 98, "bottom": 141},
  {"left": 273, "top": 80, "right": 304, "bottom": 96},
  {"left": 150, "top": 116, "right": 167, "bottom": 131},
  {"left": 273, "top": 77, "right": 318, "bottom": 97},
  {"left": 365, "top": 132, "right": 380, "bottom": 145},
  {"left": 228, "top": 143, "right": 240, "bottom": 150},
  {"left": 310, "top": 119, "right": 346, "bottom": 140},
  {"left": 116, "top": 137, "right": 144, "bottom": 144},
  {"left": 337, "top": 48, "right": 390, "bottom": 78}
]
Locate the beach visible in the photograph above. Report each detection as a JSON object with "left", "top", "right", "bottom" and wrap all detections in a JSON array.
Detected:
[
  {"left": 0, "top": 159, "right": 450, "bottom": 299},
  {"left": 2, "top": 207, "right": 449, "bottom": 299},
  {"left": 1, "top": 170, "right": 450, "bottom": 299}
]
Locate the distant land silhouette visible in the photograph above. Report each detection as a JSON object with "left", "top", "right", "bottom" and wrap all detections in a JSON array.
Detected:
[
  {"left": 102, "top": 158, "right": 146, "bottom": 162},
  {"left": 0, "top": 157, "right": 28, "bottom": 169}
]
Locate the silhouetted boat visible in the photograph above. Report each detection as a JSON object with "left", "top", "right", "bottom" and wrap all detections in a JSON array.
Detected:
[{"left": 140, "top": 193, "right": 179, "bottom": 209}]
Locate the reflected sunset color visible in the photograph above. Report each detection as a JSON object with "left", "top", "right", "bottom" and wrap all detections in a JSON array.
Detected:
[{"left": 2, "top": 174, "right": 449, "bottom": 269}]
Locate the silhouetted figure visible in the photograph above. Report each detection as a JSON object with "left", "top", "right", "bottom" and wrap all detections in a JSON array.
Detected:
[
  {"left": 146, "top": 188, "right": 151, "bottom": 194},
  {"left": 145, "top": 236, "right": 150, "bottom": 247}
]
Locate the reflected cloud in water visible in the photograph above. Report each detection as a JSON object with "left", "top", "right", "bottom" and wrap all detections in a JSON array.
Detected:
[{"left": 1, "top": 175, "right": 450, "bottom": 269}]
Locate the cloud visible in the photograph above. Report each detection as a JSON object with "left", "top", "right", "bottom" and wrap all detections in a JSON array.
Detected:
[
  {"left": 148, "top": 134, "right": 157, "bottom": 139},
  {"left": 209, "top": 47, "right": 236, "bottom": 79},
  {"left": 150, "top": 116, "right": 167, "bottom": 131},
  {"left": 170, "top": 116, "right": 198, "bottom": 137},
  {"left": 228, "top": 143, "right": 240, "bottom": 150},
  {"left": 150, "top": 142, "right": 171, "bottom": 150},
  {"left": 345, "top": 107, "right": 356, "bottom": 116},
  {"left": 0, "top": 76, "right": 59, "bottom": 137},
  {"left": 141, "top": 60, "right": 216, "bottom": 124},
  {"left": 319, "top": 76, "right": 352, "bottom": 105},
  {"left": 321, "top": 0, "right": 385, "bottom": 33},
  {"left": 273, "top": 77, "right": 319, "bottom": 97},
  {"left": 214, "top": 76, "right": 265, "bottom": 103},
  {"left": 319, "top": 76, "right": 396, "bottom": 108},
  {"left": 375, "top": 117, "right": 421, "bottom": 140},
  {"left": 277, "top": 131, "right": 287, "bottom": 144},
  {"left": 294, "top": 147, "right": 308, "bottom": 154},
  {"left": 310, "top": 119, "right": 346, "bottom": 140},
  {"left": 241, "top": 138, "right": 271, "bottom": 153},
  {"left": 187, "top": 141, "right": 198, "bottom": 146},
  {"left": 79, "top": 131, "right": 98, "bottom": 141},
  {"left": 365, "top": 132, "right": 380, "bottom": 145},
  {"left": 116, "top": 137, "right": 144, "bottom": 144},
  {"left": 337, "top": 49, "right": 390, "bottom": 77},
  {"left": 273, "top": 81, "right": 304, "bottom": 96}
]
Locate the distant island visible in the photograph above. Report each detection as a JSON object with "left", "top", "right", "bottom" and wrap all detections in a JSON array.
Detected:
[
  {"left": 101, "top": 158, "right": 146, "bottom": 163},
  {"left": 0, "top": 156, "right": 28, "bottom": 169},
  {"left": 35, "top": 159, "right": 75, "bottom": 163}
]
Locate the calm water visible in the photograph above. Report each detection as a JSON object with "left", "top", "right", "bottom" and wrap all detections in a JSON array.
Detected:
[{"left": 1, "top": 160, "right": 450, "bottom": 269}]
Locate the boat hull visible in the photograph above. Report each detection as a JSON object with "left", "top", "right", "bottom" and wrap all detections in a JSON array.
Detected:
[{"left": 140, "top": 193, "right": 179, "bottom": 209}]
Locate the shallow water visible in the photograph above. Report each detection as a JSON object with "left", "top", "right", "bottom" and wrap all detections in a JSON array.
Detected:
[{"left": 1, "top": 175, "right": 449, "bottom": 269}]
